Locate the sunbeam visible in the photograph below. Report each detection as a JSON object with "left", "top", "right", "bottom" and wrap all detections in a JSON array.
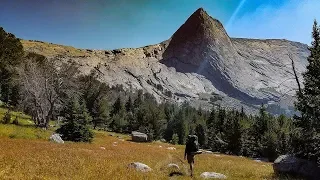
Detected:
[{"left": 226, "top": 0, "right": 247, "bottom": 30}]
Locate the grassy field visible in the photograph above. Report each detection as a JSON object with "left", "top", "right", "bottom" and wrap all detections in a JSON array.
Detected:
[{"left": 0, "top": 108, "right": 276, "bottom": 180}]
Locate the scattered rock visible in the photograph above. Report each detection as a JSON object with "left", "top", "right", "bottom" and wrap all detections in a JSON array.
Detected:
[
  {"left": 128, "top": 162, "right": 152, "bottom": 172},
  {"left": 167, "top": 147, "right": 176, "bottom": 150},
  {"left": 159, "top": 145, "right": 162, "bottom": 148},
  {"left": 202, "top": 150, "right": 213, "bottom": 154},
  {"left": 253, "top": 157, "right": 268, "bottom": 162},
  {"left": 109, "top": 133, "right": 114, "bottom": 136},
  {"left": 100, "top": 147, "right": 106, "bottom": 150},
  {"left": 119, "top": 139, "right": 125, "bottom": 141},
  {"left": 214, "top": 154, "right": 221, "bottom": 157},
  {"left": 49, "top": 133, "right": 64, "bottom": 144},
  {"left": 200, "top": 172, "right": 227, "bottom": 179},
  {"left": 131, "top": 131, "right": 148, "bottom": 142},
  {"left": 167, "top": 163, "right": 179, "bottom": 170},
  {"left": 273, "top": 154, "right": 320, "bottom": 180}
]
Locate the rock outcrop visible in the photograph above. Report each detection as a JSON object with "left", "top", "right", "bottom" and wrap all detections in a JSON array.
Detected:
[
  {"left": 21, "top": 8, "right": 309, "bottom": 115},
  {"left": 273, "top": 155, "right": 320, "bottom": 180},
  {"left": 131, "top": 131, "right": 148, "bottom": 142}
]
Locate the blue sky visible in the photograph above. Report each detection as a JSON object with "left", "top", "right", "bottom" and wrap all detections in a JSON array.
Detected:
[{"left": 0, "top": 0, "right": 318, "bottom": 49}]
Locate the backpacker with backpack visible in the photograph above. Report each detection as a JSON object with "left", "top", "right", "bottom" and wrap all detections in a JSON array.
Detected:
[{"left": 186, "top": 135, "right": 202, "bottom": 155}]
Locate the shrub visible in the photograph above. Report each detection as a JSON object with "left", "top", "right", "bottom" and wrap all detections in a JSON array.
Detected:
[
  {"left": 2, "top": 110, "right": 11, "bottom": 124},
  {"left": 171, "top": 133, "right": 179, "bottom": 145},
  {"left": 12, "top": 116, "right": 19, "bottom": 125}
]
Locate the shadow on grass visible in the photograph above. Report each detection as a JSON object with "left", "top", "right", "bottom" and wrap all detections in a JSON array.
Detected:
[
  {"left": 125, "top": 139, "right": 150, "bottom": 143},
  {"left": 169, "top": 171, "right": 184, "bottom": 177},
  {"left": 269, "top": 173, "right": 306, "bottom": 180}
]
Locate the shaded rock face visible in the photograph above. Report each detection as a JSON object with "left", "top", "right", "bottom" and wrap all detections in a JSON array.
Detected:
[
  {"left": 131, "top": 131, "right": 148, "bottom": 142},
  {"left": 22, "top": 7, "right": 309, "bottom": 115},
  {"left": 273, "top": 155, "right": 320, "bottom": 180}
]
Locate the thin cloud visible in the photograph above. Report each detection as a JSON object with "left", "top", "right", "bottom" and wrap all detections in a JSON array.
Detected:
[{"left": 227, "top": 0, "right": 320, "bottom": 45}]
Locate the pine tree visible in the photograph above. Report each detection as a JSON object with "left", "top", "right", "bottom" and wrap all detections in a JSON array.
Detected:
[
  {"left": 125, "top": 96, "right": 133, "bottom": 112},
  {"left": 195, "top": 123, "right": 207, "bottom": 148},
  {"left": 110, "top": 96, "right": 122, "bottom": 118},
  {"left": 134, "top": 90, "right": 143, "bottom": 109},
  {"left": 226, "top": 110, "right": 242, "bottom": 155},
  {"left": 56, "top": 97, "right": 94, "bottom": 142},
  {"left": 0, "top": 27, "right": 24, "bottom": 105},
  {"left": 175, "top": 109, "right": 188, "bottom": 144},
  {"left": 293, "top": 20, "right": 320, "bottom": 163},
  {"left": 92, "top": 97, "right": 109, "bottom": 130}
]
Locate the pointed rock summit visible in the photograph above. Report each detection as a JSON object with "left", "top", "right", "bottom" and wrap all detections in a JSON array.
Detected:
[
  {"left": 162, "top": 8, "right": 258, "bottom": 103},
  {"left": 163, "top": 7, "right": 234, "bottom": 67}
]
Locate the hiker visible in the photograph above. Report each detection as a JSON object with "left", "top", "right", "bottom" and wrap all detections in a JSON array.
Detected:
[{"left": 184, "top": 135, "right": 201, "bottom": 177}]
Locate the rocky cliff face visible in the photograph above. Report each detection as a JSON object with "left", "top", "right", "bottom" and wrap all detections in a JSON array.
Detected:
[{"left": 21, "top": 8, "right": 309, "bottom": 115}]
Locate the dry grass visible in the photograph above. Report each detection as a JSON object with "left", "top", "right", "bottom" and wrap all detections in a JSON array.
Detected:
[
  {"left": 21, "top": 40, "right": 88, "bottom": 57},
  {"left": 0, "top": 129, "right": 275, "bottom": 180},
  {"left": 0, "top": 108, "right": 276, "bottom": 179}
]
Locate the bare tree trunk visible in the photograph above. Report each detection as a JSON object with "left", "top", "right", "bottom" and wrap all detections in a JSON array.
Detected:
[{"left": 289, "top": 54, "right": 302, "bottom": 95}]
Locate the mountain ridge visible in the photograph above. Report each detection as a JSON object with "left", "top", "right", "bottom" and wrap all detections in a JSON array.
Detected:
[{"left": 21, "top": 8, "right": 310, "bottom": 115}]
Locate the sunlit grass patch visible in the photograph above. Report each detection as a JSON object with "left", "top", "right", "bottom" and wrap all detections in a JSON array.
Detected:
[
  {"left": 0, "top": 108, "right": 52, "bottom": 140},
  {"left": 0, "top": 129, "right": 275, "bottom": 180},
  {"left": 0, "top": 108, "right": 275, "bottom": 179}
]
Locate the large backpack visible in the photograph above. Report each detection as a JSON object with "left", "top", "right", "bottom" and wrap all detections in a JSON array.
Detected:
[{"left": 186, "top": 135, "right": 200, "bottom": 154}]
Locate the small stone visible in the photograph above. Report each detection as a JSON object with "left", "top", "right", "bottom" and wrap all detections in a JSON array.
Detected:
[
  {"left": 200, "top": 172, "right": 227, "bottom": 179},
  {"left": 167, "top": 147, "right": 176, "bottom": 150},
  {"left": 203, "top": 150, "right": 213, "bottom": 154},
  {"left": 128, "top": 162, "right": 152, "bottom": 172},
  {"left": 49, "top": 133, "right": 64, "bottom": 144},
  {"left": 100, "top": 147, "right": 106, "bottom": 150}
]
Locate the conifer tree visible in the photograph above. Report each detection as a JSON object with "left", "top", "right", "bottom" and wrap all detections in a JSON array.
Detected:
[
  {"left": 110, "top": 96, "right": 122, "bottom": 117},
  {"left": 56, "top": 97, "right": 93, "bottom": 142},
  {"left": 293, "top": 20, "right": 320, "bottom": 163},
  {"left": 125, "top": 96, "right": 134, "bottom": 112},
  {"left": 92, "top": 97, "right": 109, "bottom": 129},
  {"left": 0, "top": 27, "right": 24, "bottom": 105}
]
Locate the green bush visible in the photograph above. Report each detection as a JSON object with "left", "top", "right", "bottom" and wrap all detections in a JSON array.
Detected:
[
  {"left": 12, "top": 116, "right": 18, "bottom": 125},
  {"left": 171, "top": 133, "right": 179, "bottom": 145},
  {"left": 2, "top": 110, "right": 11, "bottom": 124}
]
